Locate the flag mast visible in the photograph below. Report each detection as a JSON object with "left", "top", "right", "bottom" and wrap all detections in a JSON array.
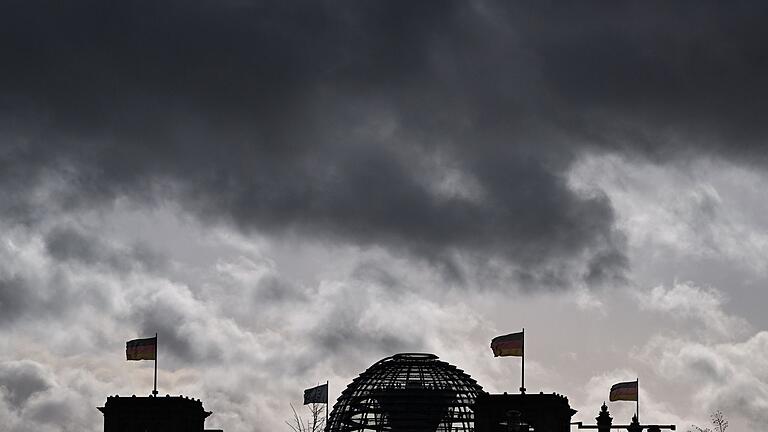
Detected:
[
  {"left": 153, "top": 333, "right": 158, "bottom": 396},
  {"left": 490, "top": 330, "right": 525, "bottom": 393},
  {"left": 519, "top": 328, "right": 526, "bottom": 394},
  {"left": 636, "top": 377, "right": 639, "bottom": 422}
]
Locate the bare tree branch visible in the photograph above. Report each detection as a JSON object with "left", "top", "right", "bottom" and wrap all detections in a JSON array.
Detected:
[
  {"left": 287, "top": 403, "right": 326, "bottom": 432},
  {"left": 286, "top": 404, "right": 306, "bottom": 432},
  {"left": 688, "top": 410, "right": 728, "bottom": 432},
  {"left": 711, "top": 410, "right": 728, "bottom": 432}
]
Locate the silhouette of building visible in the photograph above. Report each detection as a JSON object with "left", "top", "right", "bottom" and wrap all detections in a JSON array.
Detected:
[
  {"left": 98, "top": 353, "right": 675, "bottom": 432},
  {"left": 474, "top": 392, "right": 577, "bottom": 432},
  {"left": 326, "top": 353, "right": 484, "bottom": 432},
  {"left": 98, "top": 394, "right": 222, "bottom": 432},
  {"left": 571, "top": 403, "right": 676, "bottom": 432},
  {"left": 326, "top": 353, "right": 676, "bottom": 432}
]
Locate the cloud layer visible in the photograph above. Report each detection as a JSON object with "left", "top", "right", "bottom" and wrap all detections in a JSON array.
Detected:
[{"left": 3, "top": 1, "right": 768, "bottom": 431}]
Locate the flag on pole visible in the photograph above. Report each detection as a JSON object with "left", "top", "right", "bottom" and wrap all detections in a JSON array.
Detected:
[
  {"left": 126, "top": 336, "right": 157, "bottom": 361},
  {"left": 304, "top": 383, "right": 328, "bottom": 404},
  {"left": 491, "top": 331, "right": 524, "bottom": 357},
  {"left": 609, "top": 380, "right": 638, "bottom": 401}
]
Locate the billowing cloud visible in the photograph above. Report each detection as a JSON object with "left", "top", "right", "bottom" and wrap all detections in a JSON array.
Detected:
[
  {"left": 644, "top": 333, "right": 768, "bottom": 430},
  {"left": 3, "top": 2, "right": 768, "bottom": 431},
  {"left": 45, "top": 225, "right": 166, "bottom": 273},
  {"left": 0, "top": 212, "right": 497, "bottom": 431},
  {"left": 2, "top": 2, "right": 768, "bottom": 288},
  {"left": 0, "top": 361, "right": 53, "bottom": 409},
  {"left": 632, "top": 282, "right": 768, "bottom": 430},
  {"left": 0, "top": 360, "right": 105, "bottom": 432},
  {"left": 635, "top": 282, "right": 749, "bottom": 339},
  {"left": 0, "top": 0, "right": 677, "bottom": 288}
]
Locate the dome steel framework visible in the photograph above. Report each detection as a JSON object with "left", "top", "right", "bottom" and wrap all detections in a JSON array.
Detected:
[{"left": 326, "top": 353, "right": 484, "bottom": 432}]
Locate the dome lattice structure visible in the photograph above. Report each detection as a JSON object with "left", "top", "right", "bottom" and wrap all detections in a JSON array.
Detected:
[{"left": 326, "top": 353, "right": 484, "bottom": 432}]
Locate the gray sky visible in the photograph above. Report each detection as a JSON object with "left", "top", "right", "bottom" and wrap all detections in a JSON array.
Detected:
[{"left": 2, "top": 1, "right": 768, "bottom": 431}]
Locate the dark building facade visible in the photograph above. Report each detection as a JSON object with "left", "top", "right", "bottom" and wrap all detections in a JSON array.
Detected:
[
  {"left": 474, "top": 392, "right": 577, "bottom": 432},
  {"left": 98, "top": 394, "right": 219, "bottom": 432},
  {"left": 325, "top": 353, "right": 583, "bottom": 432},
  {"left": 572, "top": 403, "right": 676, "bottom": 432},
  {"left": 324, "top": 353, "right": 672, "bottom": 432}
]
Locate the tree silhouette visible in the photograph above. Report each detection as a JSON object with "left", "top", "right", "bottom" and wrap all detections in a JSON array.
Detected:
[
  {"left": 286, "top": 403, "right": 326, "bottom": 432},
  {"left": 688, "top": 410, "right": 728, "bottom": 432}
]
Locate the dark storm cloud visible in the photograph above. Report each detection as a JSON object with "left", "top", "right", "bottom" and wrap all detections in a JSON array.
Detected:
[
  {"left": 26, "top": 398, "right": 72, "bottom": 426},
  {"left": 351, "top": 261, "right": 405, "bottom": 292},
  {"left": 3, "top": 1, "right": 768, "bottom": 287},
  {"left": 316, "top": 308, "right": 423, "bottom": 357},
  {"left": 0, "top": 275, "right": 33, "bottom": 324},
  {"left": 0, "top": 361, "right": 53, "bottom": 409},
  {"left": 133, "top": 298, "right": 208, "bottom": 363},
  {"left": 254, "top": 275, "right": 307, "bottom": 303},
  {"left": 0, "top": 224, "right": 167, "bottom": 329},
  {"left": 0, "top": 268, "right": 83, "bottom": 327},
  {"left": 311, "top": 306, "right": 425, "bottom": 375},
  {"left": 45, "top": 225, "right": 167, "bottom": 273},
  {"left": 507, "top": 2, "right": 768, "bottom": 160}
]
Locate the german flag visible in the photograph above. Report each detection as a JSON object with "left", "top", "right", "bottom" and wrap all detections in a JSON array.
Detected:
[
  {"left": 303, "top": 383, "right": 328, "bottom": 404},
  {"left": 490, "top": 331, "right": 524, "bottom": 357},
  {"left": 609, "top": 380, "right": 638, "bottom": 401},
  {"left": 126, "top": 336, "right": 156, "bottom": 361}
]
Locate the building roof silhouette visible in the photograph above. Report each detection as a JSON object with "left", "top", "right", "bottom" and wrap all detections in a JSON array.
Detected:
[
  {"left": 98, "top": 394, "right": 217, "bottom": 432},
  {"left": 326, "top": 353, "right": 483, "bottom": 432},
  {"left": 474, "top": 392, "right": 577, "bottom": 432}
]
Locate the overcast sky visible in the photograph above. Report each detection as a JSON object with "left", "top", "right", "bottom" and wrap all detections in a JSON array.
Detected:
[{"left": 2, "top": 1, "right": 768, "bottom": 431}]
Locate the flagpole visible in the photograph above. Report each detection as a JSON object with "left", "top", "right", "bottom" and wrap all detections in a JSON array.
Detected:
[
  {"left": 153, "top": 333, "right": 158, "bottom": 396},
  {"left": 325, "top": 380, "right": 329, "bottom": 428},
  {"left": 636, "top": 377, "right": 639, "bottom": 422},
  {"left": 519, "top": 328, "right": 526, "bottom": 394}
]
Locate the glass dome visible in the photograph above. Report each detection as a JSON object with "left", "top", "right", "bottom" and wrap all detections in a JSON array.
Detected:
[{"left": 326, "top": 353, "right": 484, "bottom": 432}]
